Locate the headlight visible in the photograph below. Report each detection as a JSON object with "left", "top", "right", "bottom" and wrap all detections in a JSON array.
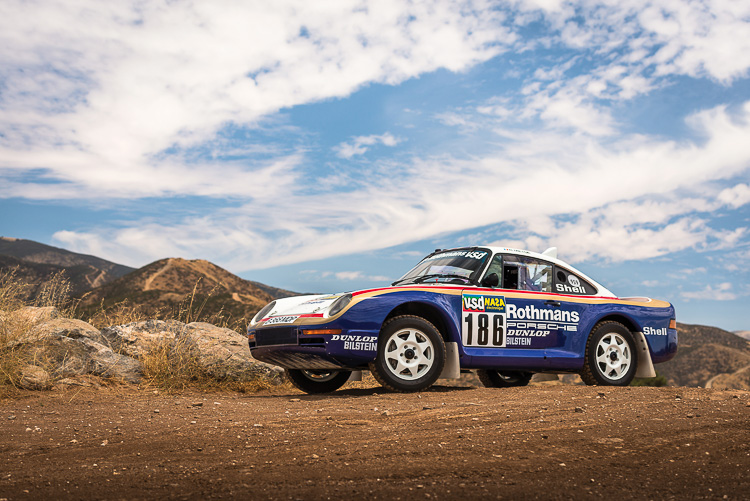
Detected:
[
  {"left": 324, "top": 294, "right": 352, "bottom": 318},
  {"left": 250, "top": 300, "right": 276, "bottom": 326}
]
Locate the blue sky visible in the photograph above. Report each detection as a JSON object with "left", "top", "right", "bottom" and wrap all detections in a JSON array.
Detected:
[{"left": 1, "top": 1, "right": 749, "bottom": 331}]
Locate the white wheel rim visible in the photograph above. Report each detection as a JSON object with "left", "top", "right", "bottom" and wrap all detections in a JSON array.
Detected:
[
  {"left": 384, "top": 327, "right": 434, "bottom": 381},
  {"left": 595, "top": 333, "right": 631, "bottom": 381},
  {"left": 301, "top": 370, "right": 339, "bottom": 382}
]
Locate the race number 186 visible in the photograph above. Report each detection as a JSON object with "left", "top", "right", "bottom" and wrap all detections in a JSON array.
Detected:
[{"left": 462, "top": 312, "right": 505, "bottom": 347}]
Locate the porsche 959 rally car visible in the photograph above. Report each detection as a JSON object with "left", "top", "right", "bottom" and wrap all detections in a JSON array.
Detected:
[{"left": 247, "top": 246, "right": 677, "bottom": 393}]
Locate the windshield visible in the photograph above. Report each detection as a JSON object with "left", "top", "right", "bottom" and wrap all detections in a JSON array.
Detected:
[{"left": 393, "top": 248, "right": 491, "bottom": 285}]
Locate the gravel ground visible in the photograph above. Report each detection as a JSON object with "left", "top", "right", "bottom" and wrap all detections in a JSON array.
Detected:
[{"left": 1, "top": 383, "right": 748, "bottom": 500}]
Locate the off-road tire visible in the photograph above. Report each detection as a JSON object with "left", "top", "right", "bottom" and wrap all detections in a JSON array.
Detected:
[
  {"left": 369, "top": 315, "right": 446, "bottom": 393},
  {"left": 477, "top": 370, "right": 533, "bottom": 388},
  {"left": 285, "top": 369, "right": 351, "bottom": 394},
  {"left": 580, "top": 321, "right": 638, "bottom": 386}
]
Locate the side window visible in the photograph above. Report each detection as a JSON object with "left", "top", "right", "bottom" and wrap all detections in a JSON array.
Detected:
[
  {"left": 502, "top": 255, "right": 552, "bottom": 292},
  {"left": 554, "top": 267, "right": 597, "bottom": 295},
  {"left": 482, "top": 254, "right": 503, "bottom": 285}
]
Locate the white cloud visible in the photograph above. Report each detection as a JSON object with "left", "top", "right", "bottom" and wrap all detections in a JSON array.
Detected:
[
  {"left": 0, "top": 0, "right": 513, "bottom": 198},
  {"left": 3, "top": 1, "right": 750, "bottom": 273},
  {"left": 681, "top": 282, "right": 738, "bottom": 301},
  {"left": 52, "top": 101, "right": 750, "bottom": 269},
  {"left": 718, "top": 183, "right": 750, "bottom": 208},
  {"left": 334, "top": 133, "right": 402, "bottom": 159}
]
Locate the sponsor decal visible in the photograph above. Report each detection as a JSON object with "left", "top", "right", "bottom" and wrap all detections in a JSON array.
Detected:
[
  {"left": 462, "top": 293, "right": 506, "bottom": 348},
  {"left": 425, "top": 250, "right": 487, "bottom": 262},
  {"left": 643, "top": 326, "right": 668, "bottom": 336},
  {"left": 506, "top": 304, "right": 579, "bottom": 323},
  {"left": 264, "top": 315, "right": 299, "bottom": 326},
  {"left": 463, "top": 295, "right": 506, "bottom": 312},
  {"left": 503, "top": 303, "right": 580, "bottom": 348},
  {"left": 331, "top": 334, "right": 377, "bottom": 351},
  {"left": 555, "top": 283, "right": 586, "bottom": 294}
]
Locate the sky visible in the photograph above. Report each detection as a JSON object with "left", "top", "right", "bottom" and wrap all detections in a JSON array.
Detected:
[{"left": 1, "top": 0, "right": 749, "bottom": 331}]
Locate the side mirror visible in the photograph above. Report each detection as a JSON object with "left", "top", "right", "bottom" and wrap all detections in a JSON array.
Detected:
[{"left": 481, "top": 273, "right": 499, "bottom": 288}]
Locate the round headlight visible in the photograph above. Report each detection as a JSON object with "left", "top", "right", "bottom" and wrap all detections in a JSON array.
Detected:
[
  {"left": 325, "top": 294, "right": 352, "bottom": 318},
  {"left": 250, "top": 300, "right": 276, "bottom": 326}
]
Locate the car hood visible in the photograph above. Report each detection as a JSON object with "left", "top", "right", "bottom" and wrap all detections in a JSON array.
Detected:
[{"left": 260, "top": 293, "right": 349, "bottom": 320}]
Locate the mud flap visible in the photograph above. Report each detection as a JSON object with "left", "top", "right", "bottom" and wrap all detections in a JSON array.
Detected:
[
  {"left": 439, "top": 342, "right": 460, "bottom": 380},
  {"left": 347, "top": 370, "right": 362, "bottom": 382},
  {"left": 634, "top": 331, "right": 656, "bottom": 378}
]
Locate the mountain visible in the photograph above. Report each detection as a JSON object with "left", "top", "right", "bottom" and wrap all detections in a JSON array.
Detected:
[
  {"left": 657, "top": 323, "right": 750, "bottom": 389},
  {"left": 0, "top": 236, "right": 134, "bottom": 293},
  {"left": 735, "top": 331, "right": 750, "bottom": 341},
  {"left": 0, "top": 237, "right": 135, "bottom": 295},
  {"left": 75, "top": 257, "right": 297, "bottom": 326}
]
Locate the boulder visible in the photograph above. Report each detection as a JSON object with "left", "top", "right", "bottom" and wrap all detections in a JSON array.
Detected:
[
  {"left": 12, "top": 306, "right": 61, "bottom": 324},
  {"left": 19, "top": 364, "right": 52, "bottom": 390},
  {"left": 182, "top": 322, "right": 284, "bottom": 381},
  {"left": 101, "top": 319, "right": 186, "bottom": 357},
  {"left": 20, "top": 318, "right": 142, "bottom": 383},
  {"left": 26, "top": 317, "right": 107, "bottom": 345}
]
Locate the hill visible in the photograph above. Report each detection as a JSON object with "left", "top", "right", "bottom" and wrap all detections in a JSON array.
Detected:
[
  {"left": 0, "top": 236, "right": 134, "bottom": 293},
  {"left": 735, "top": 330, "right": 750, "bottom": 341},
  {"left": 75, "top": 257, "right": 296, "bottom": 327},
  {"left": 657, "top": 322, "right": 750, "bottom": 388}
]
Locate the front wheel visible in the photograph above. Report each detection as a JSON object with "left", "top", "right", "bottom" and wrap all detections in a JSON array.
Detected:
[
  {"left": 478, "top": 370, "right": 532, "bottom": 388},
  {"left": 369, "top": 315, "right": 445, "bottom": 392},
  {"left": 285, "top": 369, "right": 351, "bottom": 394},
  {"left": 580, "top": 321, "right": 638, "bottom": 386}
]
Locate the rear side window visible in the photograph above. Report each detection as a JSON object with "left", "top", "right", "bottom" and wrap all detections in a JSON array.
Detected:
[{"left": 554, "top": 267, "right": 597, "bottom": 295}]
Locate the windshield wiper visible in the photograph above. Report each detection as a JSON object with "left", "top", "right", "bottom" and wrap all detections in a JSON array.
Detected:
[{"left": 413, "top": 274, "right": 472, "bottom": 284}]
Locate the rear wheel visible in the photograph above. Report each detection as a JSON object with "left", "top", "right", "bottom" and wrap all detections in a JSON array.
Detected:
[
  {"left": 478, "top": 370, "right": 533, "bottom": 388},
  {"left": 580, "top": 321, "right": 638, "bottom": 386},
  {"left": 285, "top": 369, "right": 350, "bottom": 394},
  {"left": 369, "top": 315, "right": 445, "bottom": 393}
]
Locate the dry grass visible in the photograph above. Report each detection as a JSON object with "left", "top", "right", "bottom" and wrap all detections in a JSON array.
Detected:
[
  {"left": 0, "top": 268, "right": 48, "bottom": 395},
  {"left": 138, "top": 334, "right": 209, "bottom": 392},
  {"left": 0, "top": 268, "right": 273, "bottom": 394},
  {"left": 172, "top": 278, "right": 245, "bottom": 332},
  {"left": 85, "top": 298, "right": 151, "bottom": 330}
]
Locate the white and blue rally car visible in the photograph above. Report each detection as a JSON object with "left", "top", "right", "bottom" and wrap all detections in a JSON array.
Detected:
[{"left": 248, "top": 246, "right": 677, "bottom": 393}]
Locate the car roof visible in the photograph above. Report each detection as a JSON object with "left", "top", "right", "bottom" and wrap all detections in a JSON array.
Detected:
[{"left": 435, "top": 245, "right": 616, "bottom": 298}]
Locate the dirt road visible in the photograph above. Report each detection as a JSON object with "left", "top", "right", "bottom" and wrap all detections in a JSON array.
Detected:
[{"left": 1, "top": 383, "right": 748, "bottom": 500}]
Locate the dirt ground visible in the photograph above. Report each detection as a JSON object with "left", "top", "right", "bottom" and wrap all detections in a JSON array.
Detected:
[{"left": 1, "top": 381, "right": 748, "bottom": 500}]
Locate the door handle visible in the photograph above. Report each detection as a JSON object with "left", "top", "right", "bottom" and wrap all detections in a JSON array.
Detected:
[{"left": 545, "top": 300, "right": 561, "bottom": 307}]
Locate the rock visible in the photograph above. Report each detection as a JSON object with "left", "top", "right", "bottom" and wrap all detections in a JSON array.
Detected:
[
  {"left": 25, "top": 321, "right": 142, "bottom": 383},
  {"left": 13, "top": 306, "right": 61, "bottom": 324},
  {"left": 101, "top": 320, "right": 186, "bottom": 357},
  {"left": 19, "top": 365, "right": 52, "bottom": 390},
  {"left": 22, "top": 318, "right": 106, "bottom": 345},
  {"left": 180, "top": 322, "right": 284, "bottom": 382}
]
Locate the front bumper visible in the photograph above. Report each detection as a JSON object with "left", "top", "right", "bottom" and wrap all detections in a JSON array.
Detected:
[{"left": 248, "top": 324, "right": 378, "bottom": 370}]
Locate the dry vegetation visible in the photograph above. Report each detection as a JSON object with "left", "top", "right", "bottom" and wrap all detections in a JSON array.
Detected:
[{"left": 0, "top": 267, "right": 272, "bottom": 395}]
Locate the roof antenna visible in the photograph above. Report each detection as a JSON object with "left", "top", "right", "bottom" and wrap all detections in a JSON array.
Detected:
[{"left": 541, "top": 247, "right": 557, "bottom": 259}]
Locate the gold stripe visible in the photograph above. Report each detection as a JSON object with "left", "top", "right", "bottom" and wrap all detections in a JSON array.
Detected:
[{"left": 264, "top": 286, "right": 671, "bottom": 327}]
